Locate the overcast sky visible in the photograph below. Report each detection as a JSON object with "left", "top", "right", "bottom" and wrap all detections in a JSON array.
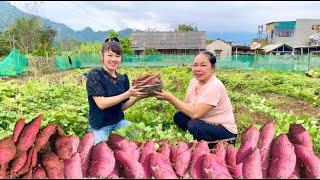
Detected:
[{"left": 8, "top": 1, "right": 320, "bottom": 33}]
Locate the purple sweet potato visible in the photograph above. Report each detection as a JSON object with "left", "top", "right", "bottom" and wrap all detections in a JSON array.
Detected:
[
  {"left": 236, "top": 125, "right": 259, "bottom": 164},
  {"left": 202, "top": 153, "right": 232, "bottom": 179},
  {"left": 269, "top": 134, "right": 296, "bottom": 178},
  {"left": 294, "top": 144, "right": 320, "bottom": 178},
  {"left": 139, "top": 140, "right": 156, "bottom": 178},
  {"left": 78, "top": 131, "right": 95, "bottom": 177},
  {"left": 288, "top": 123, "right": 313, "bottom": 150},
  {"left": 107, "top": 161, "right": 120, "bottom": 179},
  {"left": 226, "top": 145, "right": 243, "bottom": 179},
  {"left": 149, "top": 152, "right": 178, "bottom": 179},
  {"left": 88, "top": 142, "right": 115, "bottom": 178},
  {"left": 64, "top": 153, "right": 82, "bottom": 179},
  {"left": 190, "top": 141, "right": 210, "bottom": 179},
  {"left": 257, "top": 120, "right": 275, "bottom": 178},
  {"left": 12, "top": 118, "right": 25, "bottom": 143},
  {"left": 10, "top": 151, "right": 28, "bottom": 174},
  {"left": 32, "top": 164, "right": 47, "bottom": 179},
  {"left": 174, "top": 141, "right": 192, "bottom": 177},
  {"left": 16, "top": 114, "right": 43, "bottom": 152},
  {"left": 114, "top": 149, "right": 145, "bottom": 178},
  {"left": 108, "top": 134, "right": 138, "bottom": 151},
  {"left": 242, "top": 148, "right": 262, "bottom": 179},
  {"left": 42, "top": 150, "right": 64, "bottom": 179},
  {"left": 0, "top": 137, "right": 16, "bottom": 165},
  {"left": 54, "top": 134, "right": 73, "bottom": 160}
]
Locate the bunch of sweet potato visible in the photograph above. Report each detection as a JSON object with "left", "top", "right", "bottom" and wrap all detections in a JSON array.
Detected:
[
  {"left": 132, "top": 74, "right": 162, "bottom": 86},
  {"left": 0, "top": 115, "right": 319, "bottom": 179}
]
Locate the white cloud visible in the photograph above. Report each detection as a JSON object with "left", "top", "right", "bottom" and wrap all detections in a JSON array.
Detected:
[{"left": 8, "top": 1, "right": 320, "bottom": 32}]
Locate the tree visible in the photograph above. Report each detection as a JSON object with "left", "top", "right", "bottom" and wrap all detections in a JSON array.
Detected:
[
  {"left": 144, "top": 46, "right": 160, "bottom": 55},
  {"left": 175, "top": 24, "right": 198, "bottom": 32},
  {"left": 106, "top": 30, "right": 134, "bottom": 55},
  {"left": 54, "top": 37, "right": 80, "bottom": 55},
  {"left": 107, "top": 30, "right": 119, "bottom": 39},
  {"left": 3, "top": 17, "right": 57, "bottom": 56},
  {"left": 33, "top": 26, "right": 57, "bottom": 57},
  {"left": 0, "top": 32, "right": 11, "bottom": 57}
]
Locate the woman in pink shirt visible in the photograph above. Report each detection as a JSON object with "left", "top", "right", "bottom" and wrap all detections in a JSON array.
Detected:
[{"left": 155, "top": 51, "right": 237, "bottom": 146}]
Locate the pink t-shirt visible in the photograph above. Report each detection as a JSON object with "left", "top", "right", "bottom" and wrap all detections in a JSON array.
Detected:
[{"left": 184, "top": 75, "right": 238, "bottom": 134}]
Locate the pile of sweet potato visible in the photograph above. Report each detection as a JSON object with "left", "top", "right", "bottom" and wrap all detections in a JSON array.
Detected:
[
  {"left": 0, "top": 115, "right": 319, "bottom": 179},
  {"left": 132, "top": 74, "right": 162, "bottom": 86}
]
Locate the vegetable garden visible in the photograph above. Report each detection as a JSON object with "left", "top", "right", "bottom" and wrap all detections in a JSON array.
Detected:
[{"left": 0, "top": 66, "right": 319, "bottom": 178}]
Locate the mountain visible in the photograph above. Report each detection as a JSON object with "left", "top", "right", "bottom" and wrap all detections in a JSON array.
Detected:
[
  {"left": 0, "top": 1, "right": 133, "bottom": 42},
  {"left": 1, "top": 2, "right": 256, "bottom": 44},
  {"left": 206, "top": 31, "right": 258, "bottom": 45}
]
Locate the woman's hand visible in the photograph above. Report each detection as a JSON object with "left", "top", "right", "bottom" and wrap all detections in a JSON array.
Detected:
[
  {"left": 154, "top": 90, "right": 175, "bottom": 101},
  {"left": 127, "top": 85, "right": 148, "bottom": 98}
]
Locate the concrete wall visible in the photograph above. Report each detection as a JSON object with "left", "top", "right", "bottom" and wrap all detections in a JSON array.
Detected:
[
  {"left": 206, "top": 40, "right": 232, "bottom": 57},
  {"left": 272, "top": 19, "right": 320, "bottom": 47}
]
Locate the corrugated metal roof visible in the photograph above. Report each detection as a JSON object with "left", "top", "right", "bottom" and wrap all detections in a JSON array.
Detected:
[
  {"left": 131, "top": 31, "right": 206, "bottom": 50},
  {"left": 261, "top": 44, "right": 293, "bottom": 52}
]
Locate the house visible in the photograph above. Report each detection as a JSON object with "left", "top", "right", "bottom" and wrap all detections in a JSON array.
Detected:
[
  {"left": 206, "top": 39, "right": 254, "bottom": 57},
  {"left": 261, "top": 44, "right": 294, "bottom": 55},
  {"left": 264, "top": 19, "right": 320, "bottom": 55},
  {"left": 131, "top": 31, "right": 206, "bottom": 55},
  {"left": 206, "top": 39, "right": 232, "bottom": 57}
]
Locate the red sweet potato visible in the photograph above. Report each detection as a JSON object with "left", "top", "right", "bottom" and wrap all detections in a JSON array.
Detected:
[
  {"left": 288, "top": 123, "right": 313, "bottom": 150},
  {"left": 78, "top": 131, "right": 95, "bottom": 177},
  {"left": 236, "top": 125, "right": 259, "bottom": 164},
  {"left": 202, "top": 153, "right": 232, "bottom": 179},
  {"left": 0, "top": 163, "right": 8, "bottom": 179},
  {"left": 54, "top": 134, "right": 73, "bottom": 160},
  {"left": 69, "top": 135, "right": 79, "bottom": 156},
  {"left": 174, "top": 141, "right": 192, "bottom": 177},
  {"left": 294, "top": 144, "right": 320, "bottom": 178},
  {"left": 34, "top": 124, "right": 57, "bottom": 150},
  {"left": 211, "top": 141, "right": 227, "bottom": 163},
  {"left": 158, "top": 141, "right": 171, "bottom": 162},
  {"left": 257, "top": 120, "right": 275, "bottom": 178},
  {"left": 16, "top": 114, "right": 43, "bottom": 152},
  {"left": 226, "top": 145, "right": 243, "bottom": 179},
  {"left": 114, "top": 149, "right": 145, "bottom": 179},
  {"left": 64, "top": 153, "right": 82, "bottom": 179},
  {"left": 288, "top": 160, "right": 303, "bottom": 179},
  {"left": 17, "top": 147, "right": 33, "bottom": 176},
  {"left": 88, "top": 142, "right": 115, "bottom": 178},
  {"left": 139, "top": 140, "right": 156, "bottom": 178},
  {"left": 21, "top": 169, "right": 33, "bottom": 179},
  {"left": 107, "top": 161, "right": 121, "bottom": 179},
  {"left": 149, "top": 152, "right": 178, "bottom": 179},
  {"left": 242, "top": 148, "right": 262, "bottom": 179},
  {"left": 108, "top": 134, "right": 138, "bottom": 151},
  {"left": 0, "top": 137, "right": 16, "bottom": 165},
  {"left": 10, "top": 151, "right": 28, "bottom": 174},
  {"left": 269, "top": 134, "right": 296, "bottom": 178},
  {"left": 12, "top": 118, "right": 25, "bottom": 143},
  {"left": 32, "top": 164, "right": 47, "bottom": 179},
  {"left": 190, "top": 141, "right": 210, "bottom": 179},
  {"left": 42, "top": 150, "right": 64, "bottom": 179}
]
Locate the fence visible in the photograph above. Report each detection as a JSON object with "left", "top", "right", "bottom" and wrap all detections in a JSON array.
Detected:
[{"left": 1, "top": 52, "right": 320, "bottom": 77}]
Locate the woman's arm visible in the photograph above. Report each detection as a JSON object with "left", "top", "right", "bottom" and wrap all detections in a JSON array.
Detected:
[
  {"left": 121, "top": 97, "right": 140, "bottom": 111},
  {"left": 93, "top": 86, "right": 144, "bottom": 110},
  {"left": 93, "top": 91, "right": 130, "bottom": 110},
  {"left": 155, "top": 91, "right": 213, "bottom": 120}
]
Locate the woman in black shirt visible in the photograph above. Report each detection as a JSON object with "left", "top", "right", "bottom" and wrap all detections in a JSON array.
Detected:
[{"left": 86, "top": 38, "right": 146, "bottom": 144}]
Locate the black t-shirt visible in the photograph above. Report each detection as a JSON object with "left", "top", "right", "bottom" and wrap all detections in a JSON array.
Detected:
[{"left": 86, "top": 67, "right": 129, "bottom": 129}]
